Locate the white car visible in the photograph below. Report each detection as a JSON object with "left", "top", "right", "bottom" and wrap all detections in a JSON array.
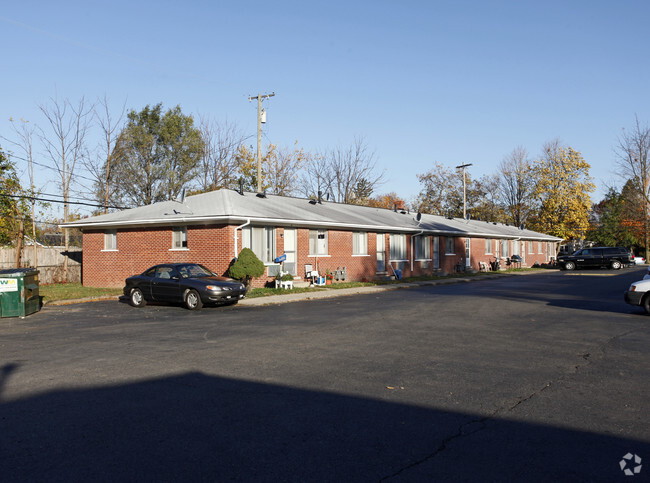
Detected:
[
  {"left": 634, "top": 256, "right": 646, "bottom": 265},
  {"left": 624, "top": 269, "right": 650, "bottom": 313}
]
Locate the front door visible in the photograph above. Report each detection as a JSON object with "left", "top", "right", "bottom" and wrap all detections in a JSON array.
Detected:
[
  {"left": 465, "top": 238, "right": 471, "bottom": 268},
  {"left": 376, "top": 233, "right": 386, "bottom": 272},
  {"left": 284, "top": 228, "right": 297, "bottom": 275}
]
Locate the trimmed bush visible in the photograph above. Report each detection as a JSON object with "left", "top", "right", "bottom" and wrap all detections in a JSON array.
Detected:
[{"left": 229, "top": 248, "right": 265, "bottom": 291}]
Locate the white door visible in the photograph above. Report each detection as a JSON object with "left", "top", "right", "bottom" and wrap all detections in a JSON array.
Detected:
[
  {"left": 284, "top": 228, "right": 297, "bottom": 275},
  {"left": 376, "top": 233, "right": 386, "bottom": 272},
  {"left": 465, "top": 238, "right": 471, "bottom": 268}
]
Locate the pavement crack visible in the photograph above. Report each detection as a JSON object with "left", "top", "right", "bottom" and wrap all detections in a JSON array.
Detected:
[{"left": 380, "top": 416, "right": 489, "bottom": 481}]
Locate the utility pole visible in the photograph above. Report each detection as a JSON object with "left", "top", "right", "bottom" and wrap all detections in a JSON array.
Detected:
[
  {"left": 455, "top": 163, "right": 472, "bottom": 219},
  {"left": 248, "top": 92, "right": 275, "bottom": 193}
]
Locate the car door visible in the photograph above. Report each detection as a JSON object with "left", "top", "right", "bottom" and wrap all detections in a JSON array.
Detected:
[
  {"left": 580, "top": 248, "right": 603, "bottom": 268},
  {"left": 137, "top": 267, "right": 157, "bottom": 299},
  {"left": 592, "top": 248, "right": 606, "bottom": 267},
  {"left": 573, "top": 249, "right": 596, "bottom": 268},
  {"left": 151, "top": 265, "right": 182, "bottom": 302}
]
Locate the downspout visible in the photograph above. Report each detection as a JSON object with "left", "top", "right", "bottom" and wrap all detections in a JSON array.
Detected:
[{"left": 234, "top": 218, "right": 251, "bottom": 260}]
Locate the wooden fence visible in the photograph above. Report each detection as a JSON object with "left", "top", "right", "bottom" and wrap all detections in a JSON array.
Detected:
[{"left": 0, "top": 246, "right": 82, "bottom": 284}]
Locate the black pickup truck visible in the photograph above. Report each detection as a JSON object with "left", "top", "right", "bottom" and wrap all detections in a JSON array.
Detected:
[{"left": 557, "top": 247, "right": 633, "bottom": 270}]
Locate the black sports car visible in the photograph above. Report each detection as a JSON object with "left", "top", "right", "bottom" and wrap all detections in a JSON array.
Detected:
[{"left": 123, "top": 263, "right": 246, "bottom": 310}]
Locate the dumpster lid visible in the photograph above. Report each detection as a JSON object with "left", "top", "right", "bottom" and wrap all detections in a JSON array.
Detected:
[{"left": 0, "top": 268, "right": 40, "bottom": 277}]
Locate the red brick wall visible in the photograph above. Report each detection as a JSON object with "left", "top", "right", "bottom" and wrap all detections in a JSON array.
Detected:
[
  {"left": 465, "top": 238, "right": 557, "bottom": 271},
  {"left": 82, "top": 225, "right": 558, "bottom": 288},
  {"left": 83, "top": 224, "right": 235, "bottom": 287}
]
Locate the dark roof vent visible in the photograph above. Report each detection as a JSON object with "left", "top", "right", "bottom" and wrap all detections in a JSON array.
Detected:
[
  {"left": 309, "top": 199, "right": 317, "bottom": 205},
  {"left": 256, "top": 191, "right": 267, "bottom": 198}
]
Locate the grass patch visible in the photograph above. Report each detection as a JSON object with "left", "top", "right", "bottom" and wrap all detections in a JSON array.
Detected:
[
  {"left": 40, "top": 283, "right": 122, "bottom": 303},
  {"left": 39, "top": 268, "right": 542, "bottom": 303}
]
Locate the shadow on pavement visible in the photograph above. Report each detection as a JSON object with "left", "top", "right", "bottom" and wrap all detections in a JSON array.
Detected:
[
  {"left": 1, "top": 369, "right": 647, "bottom": 481},
  {"left": 408, "top": 269, "right": 647, "bottom": 315}
]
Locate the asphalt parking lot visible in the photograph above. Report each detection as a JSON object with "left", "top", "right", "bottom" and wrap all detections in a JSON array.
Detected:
[{"left": 1, "top": 268, "right": 650, "bottom": 481}]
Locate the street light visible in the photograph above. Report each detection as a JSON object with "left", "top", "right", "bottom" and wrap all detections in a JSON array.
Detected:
[{"left": 455, "top": 163, "right": 472, "bottom": 219}]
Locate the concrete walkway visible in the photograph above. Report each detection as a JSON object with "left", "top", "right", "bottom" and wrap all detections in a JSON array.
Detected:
[{"left": 45, "top": 271, "right": 546, "bottom": 307}]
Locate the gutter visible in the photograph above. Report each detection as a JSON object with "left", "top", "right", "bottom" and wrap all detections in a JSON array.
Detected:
[{"left": 60, "top": 216, "right": 562, "bottom": 243}]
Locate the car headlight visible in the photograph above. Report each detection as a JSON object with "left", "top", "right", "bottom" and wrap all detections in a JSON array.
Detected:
[{"left": 206, "top": 285, "right": 224, "bottom": 291}]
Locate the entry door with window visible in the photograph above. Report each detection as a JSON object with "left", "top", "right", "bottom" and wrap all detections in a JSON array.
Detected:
[
  {"left": 284, "top": 228, "right": 297, "bottom": 275},
  {"left": 465, "top": 238, "right": 471, "bottom": 268},
  {"left": 376, "top": 233, "right": 386, "bottom": 272}
]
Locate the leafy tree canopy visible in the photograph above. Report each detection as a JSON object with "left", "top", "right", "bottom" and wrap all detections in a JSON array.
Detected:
[
  {"left": 107, "top": 103, "right": 204, "bottom": 207},
  {"left": 0, "top": 147, "right": 29, "bottom": 246},
  {"left": 530, "top": 142, "right": 595, "bottom": 240}
]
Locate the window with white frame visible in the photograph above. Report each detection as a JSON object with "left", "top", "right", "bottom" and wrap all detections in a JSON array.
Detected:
[
  {"left": 445, "top": 236, "right": 455, "bottom": 255},
  {"left": 485, "top": 238, "right": 492, "bottom": 254},
  {"left": 501, "top": 239, "right": 510, "bottom": 258},
  {"left": 513, "top": 240, "right": 520, "bottom": 256},
  {"left": 415, "top": 235, "right": 430, "bottom": 260},
  {"left": 172, "top": 226, "right": 188, "bottom": 249},
  {"left": 528, "top": 241, "right": 534, "bottom": 254},
  {"left": 309, "top": 229, "right": 328, "bottom": 256},
  {"left": 353, "top": 232, "right": 368, "bottom": 255},
  {"left": 538, "top": 241, "right": 543, "bottom": 254},
  {"left": 242, "top": 226, "right": 276, "bottom": 263},
  {"left": 389, "top": 233, "right": 407, "bottom": 260},
  {"left": 104, "top": 230, "right": 117, "bottom": 250}
]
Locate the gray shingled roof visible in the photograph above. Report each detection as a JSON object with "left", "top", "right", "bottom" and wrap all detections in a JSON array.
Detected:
[{"left": 63, "top": 189, "right": 561, "bottom": 241}]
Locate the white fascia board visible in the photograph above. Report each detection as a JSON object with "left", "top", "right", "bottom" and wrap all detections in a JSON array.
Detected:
[{"left": 61, "top": 215, "right": 560, "bottom": 241}]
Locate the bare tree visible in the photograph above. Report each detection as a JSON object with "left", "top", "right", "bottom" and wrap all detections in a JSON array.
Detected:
[
  {"left": 264, "top": 143, "right": 309, "bottom": 196},
  {"left": 197, "top": 116, "right": 245, "bottom": 192},
  {"left": 497, "top": 146, "right": 536, "bottom": 226},
  {"left": 85, "top": 96, "right": 127, "bottom": 213},
  {"left": 302, "top": 136, "right": 384, "bottom": 203},
  {"left": 615, "top": 115, "right": 650, "bottom": 258},
  {"left": 38, "top": 96, "right": 92, "bottom": 280},
  {"left": 300, "top": 152, "right": 329, "bottom": 199}
]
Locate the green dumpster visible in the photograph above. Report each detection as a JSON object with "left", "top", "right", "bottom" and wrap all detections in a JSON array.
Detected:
[{"left": 0, "top": 268, "right": 40, "bottom": 317}]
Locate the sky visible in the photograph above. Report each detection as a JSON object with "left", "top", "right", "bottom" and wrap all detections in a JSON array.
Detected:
[{"left": 1, "top": 0, "right": 649, "bottom": 218}]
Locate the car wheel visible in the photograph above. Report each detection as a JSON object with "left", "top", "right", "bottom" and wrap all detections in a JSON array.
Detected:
[
  {"left": 130, "top": 288, "right": 146, "bottom": 308},
  {"left": 184, "top": 289, "right": 203, "bottom": 310},
  {"left": 564, "top": 261, "right": 576, "bottom": 271},
  {"left": 642, "top": 294, "right": 650, "bottom": 315},
  {"left": 611, "top": 260, "right": 622, "bottom": 270}
]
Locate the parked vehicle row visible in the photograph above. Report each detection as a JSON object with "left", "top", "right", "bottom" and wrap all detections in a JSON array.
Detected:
[
  {"left": 124, "top": 263, "right": 246, "bottom": 310},
  {"left": 557, "top": 247, "right": 634, "bottom": 271}
]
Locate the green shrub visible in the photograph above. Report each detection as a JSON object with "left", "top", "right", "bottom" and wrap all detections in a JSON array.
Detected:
[{"left": 229, "top": 248, "right": 265, "bottom": 291}]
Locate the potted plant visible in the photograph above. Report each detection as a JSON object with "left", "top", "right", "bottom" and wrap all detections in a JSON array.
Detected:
[{"left": 325, "top": 269, "right": 333, "bottom": 285}]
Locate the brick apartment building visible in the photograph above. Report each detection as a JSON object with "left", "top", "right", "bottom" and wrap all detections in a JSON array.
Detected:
[{"left": 62, "top": 189, "right": 562, "bottom": 288}]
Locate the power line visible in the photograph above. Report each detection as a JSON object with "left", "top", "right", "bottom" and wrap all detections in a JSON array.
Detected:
[{"left": 0, "top": 192, "right": 131, "bottom": 210}]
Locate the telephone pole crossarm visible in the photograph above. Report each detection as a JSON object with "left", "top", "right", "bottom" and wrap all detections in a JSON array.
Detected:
[{"left": 248, "top": 92, "right": 276, "bottom": 193}]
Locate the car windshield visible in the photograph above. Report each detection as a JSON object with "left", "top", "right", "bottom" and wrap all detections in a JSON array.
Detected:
[{"left": 177, "top": 264, "right": 216, "bottom": 279}]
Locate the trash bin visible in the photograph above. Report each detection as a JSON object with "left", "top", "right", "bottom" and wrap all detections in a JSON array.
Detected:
[{"left": 0, "top": 268, "right": 40, "bottom": 318}]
